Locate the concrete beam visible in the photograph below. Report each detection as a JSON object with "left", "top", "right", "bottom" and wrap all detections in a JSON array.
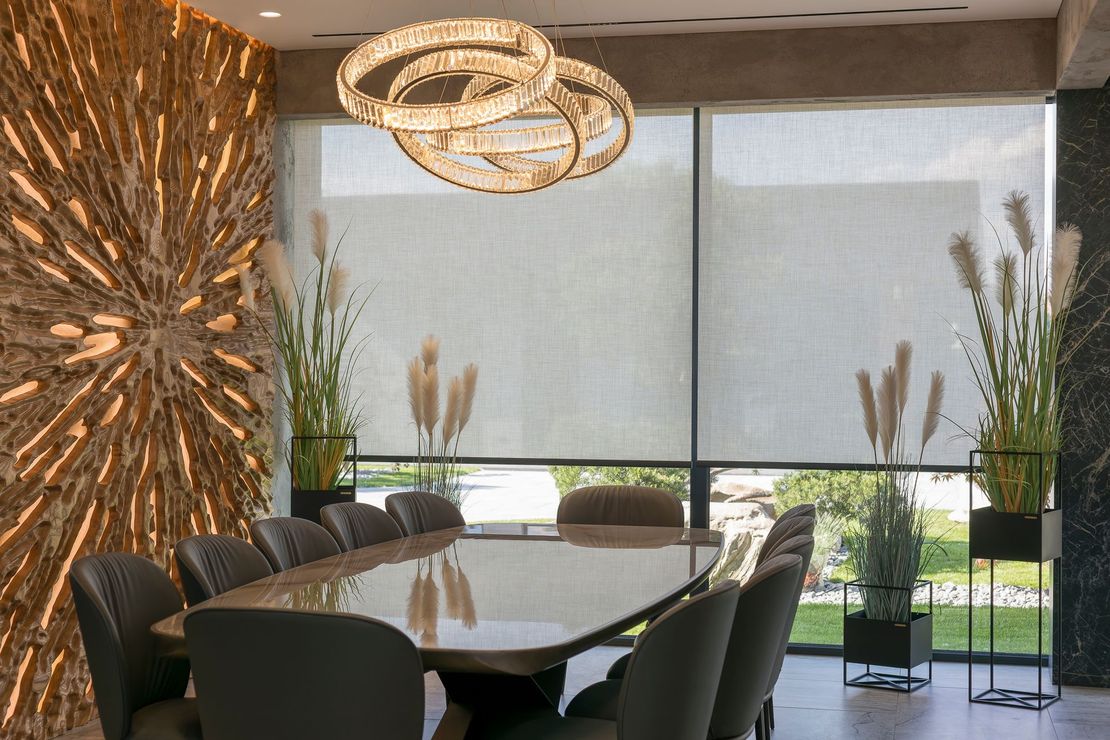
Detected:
[
  {"left": 277, "top": 19, "right": 1055, "bottom": 117},
  {"left": 1058, "top": 0, "right": 1110, "bottom": 89}
]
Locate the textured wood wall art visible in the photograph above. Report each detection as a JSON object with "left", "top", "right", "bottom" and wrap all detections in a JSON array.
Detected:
[{"left": 0, "top": 1, "right": 275, "bottom": 737}]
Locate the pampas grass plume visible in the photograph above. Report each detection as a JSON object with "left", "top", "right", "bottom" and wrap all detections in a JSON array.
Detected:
[
  {"left": 327, "top": 262, "right": 349, "bottom": 316},
  {"left": 235, "top": 264, "right": 256, "bottom": 311},
  {"left": 421, "top": 335, "right": 440, "bottom": 370},
  {"left": 948, "top": 231, "right": 984, "bottom": 294},
  {"left": 422, "top": 365, "right": 440, "bottom": 436},
  {"left": 407, "top": 358, "right": 425, "bottom": 431},
  {"left": 878, "top": 366, "right": 897, "bottom": 461},
  {"left": 995, "top": 252, "right": 1018, "bottom": 315},
  {"left": 1003, "top": 190, "right": 1035, "bottom": 256},
  {"left": 258, "top": 239, "right": 295, "bottom": 306},
  {"left": 894, "top": 341, "right": 912, "bottom": 414},
  {"left": 309, "top": 209, "right": 328, "bottom": 263},
  {"left": 856, "top": 369, "right": 878, "bottom": 452},
  {"left": 1052, "top": 224, "right": 1082, "bottom": 315},
  {"left": 458, "top": 363, "right": 478, "bottom": 433},
  {"left": 922, "top": 371, "right": 945, "bottom": 448},
  {"left": 443, "top": 376, "right": 462, "bottom": 445}
]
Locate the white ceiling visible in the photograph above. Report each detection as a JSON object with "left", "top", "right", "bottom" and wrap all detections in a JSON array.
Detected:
[{"left": 187, "top": 0, "right": 1062, "bottom": 51}]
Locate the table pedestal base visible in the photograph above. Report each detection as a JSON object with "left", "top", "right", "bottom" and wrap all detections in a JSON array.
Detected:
[{"left": 433, "top": 663, "right": 568, "bottom": 739}]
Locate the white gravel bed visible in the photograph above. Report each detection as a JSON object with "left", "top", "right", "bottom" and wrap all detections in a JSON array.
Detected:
[{"left": 800, "top": 581, "right": 1050, "bottom": 608}]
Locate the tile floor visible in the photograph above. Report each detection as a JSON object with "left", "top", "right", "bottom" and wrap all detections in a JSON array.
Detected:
[{"left": 60, "top": 649, "right": 1110, "bottom": 739}]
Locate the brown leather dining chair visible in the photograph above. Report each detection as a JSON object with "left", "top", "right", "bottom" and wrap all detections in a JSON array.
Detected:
[
  {"left": 185, "top": 608, "right": 425, "bottom": 740},
  {"left": 385, "top": 490, "right": 465, "bottom": 535},
  {"left": 568, "top": 554, "right": 804, "bottom": 740},
  {"left": 757, "top": 534, "right": 815, "bottom": 739},
  {"left": 249, "top": 517, "right": 341, "bottom": 572},
  {"left": 485, "top": 580, "right": 742, "bottom": 740},
  {"left": 321, "top": 501, "right": 404, "bottom": 551},
  {"left": 756, "top": 515, "right": 815, "bottom": 566},
  {"left": 174, "top": 533, "right": 274, "bottom": 606},
  {"left": 69, "top": 553, "right": 200, "bottom": 740},
  {"left": 556, "top": 485, "right": 684, "bottom": 528}
]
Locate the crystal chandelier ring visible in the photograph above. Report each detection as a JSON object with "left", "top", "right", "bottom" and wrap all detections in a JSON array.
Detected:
[
  {"left": 484, "top": 57, "right": 634, "bottom": 180},
  {"left": 337, "top": 18, "right": 556, "bottom": 133},
  {"left": 390, "top": 66, "right": 585, "bottom": 193},
  {"left": 386, "top": 49, "right": 610, "bottom": 156}
]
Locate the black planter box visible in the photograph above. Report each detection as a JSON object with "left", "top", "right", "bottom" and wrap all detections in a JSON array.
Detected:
[
  {"left": 968, "top": 507, "right": 1062, "bottom": 563},
  {"left": 844, "top": 610, "right": 933, "bottom": 669},
  {"left": 290, "top": 488, "right": 355, "bottom": 525}
]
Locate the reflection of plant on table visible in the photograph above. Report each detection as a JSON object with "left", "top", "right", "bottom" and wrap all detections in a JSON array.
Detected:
[
  {"left": 946, "top": 192, "right": 1081, "bottom": 513},
  {"left": 406, "top": 547, "right": 477, "bottom": 646},
  {"left": 847, "top": 342, "right": 944, "bottom": 621}
]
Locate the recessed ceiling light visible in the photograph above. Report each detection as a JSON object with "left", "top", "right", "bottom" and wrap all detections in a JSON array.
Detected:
[{"left": 259, "top": 11, "right": 281, "bottom": 18}]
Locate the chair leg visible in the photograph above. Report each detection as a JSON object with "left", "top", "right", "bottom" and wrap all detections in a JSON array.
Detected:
[
  {"left": 768, "top": 694, "right": 775, "bottom": 729},
  {"left": 755, "top": 704, "right": 768, "bottom": 740}
]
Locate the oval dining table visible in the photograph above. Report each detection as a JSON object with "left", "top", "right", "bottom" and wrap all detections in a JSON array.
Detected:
[{"left": 152, "top": 522, "right": 723, "bottom": 739}]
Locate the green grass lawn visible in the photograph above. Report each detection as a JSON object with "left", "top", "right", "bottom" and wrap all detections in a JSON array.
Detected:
[
  {"left": 829, "top": 509, "right": 1046, "bottom": 589},
  {"left": 792, "top": 602, "right": 1051, "bottom": 653},
  {"left": 340, "top": 465, "right": 481, "bottom": 489}
]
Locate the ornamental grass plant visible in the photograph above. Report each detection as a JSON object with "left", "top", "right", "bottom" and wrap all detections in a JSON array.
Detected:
[
  {"left": 847, "top": 342, "right": 944, "bottom": 622},
  {"left": 947, "top": 192, "right": 1081, "bottom": 513},
  {"left": 252, "top": 211, "right": 369, "bottom": 491}
]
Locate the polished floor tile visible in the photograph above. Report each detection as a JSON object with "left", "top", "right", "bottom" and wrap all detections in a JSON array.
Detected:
[{"left": 58, "top": 651, "right": 1110, "bottom": 740}]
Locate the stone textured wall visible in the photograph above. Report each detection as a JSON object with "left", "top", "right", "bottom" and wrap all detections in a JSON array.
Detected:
[
  {"left": 0, "top": 1, "right": 275, "bottom": 736},
  {"left": 1057, "top": 82, "right": 1110, "bottom": 688}
]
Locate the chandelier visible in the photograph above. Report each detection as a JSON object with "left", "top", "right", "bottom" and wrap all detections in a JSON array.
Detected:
[{"left": 336, "top": 17, "right": 634, "bottom": 194}]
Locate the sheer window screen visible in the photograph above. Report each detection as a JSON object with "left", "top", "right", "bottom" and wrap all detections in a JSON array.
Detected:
[
  {"left": 282, "top": 111, "right": 694, "bottom": 461},
  {"left": 697, "top": 99, "right": 1048, "bottom": 466}
]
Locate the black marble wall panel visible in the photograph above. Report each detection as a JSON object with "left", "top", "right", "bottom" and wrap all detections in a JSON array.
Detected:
[{"left": 1057, "top": 83, "right": 1110, "bottom": 688}]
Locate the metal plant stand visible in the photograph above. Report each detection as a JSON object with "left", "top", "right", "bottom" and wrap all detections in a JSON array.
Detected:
[
  {"left": 968, "top": 449, "right": 1062, "bottom": 710},
  {"left": 843, "top": 579, "right": 933, "bottom": 693}
]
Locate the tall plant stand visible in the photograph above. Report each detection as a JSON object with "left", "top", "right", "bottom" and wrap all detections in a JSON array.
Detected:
[
  {"left": 967, "top": 449, "right": 1062, "bottom": 710},
  {"left": 289, "top": 435, "right": 358, "bottom": 524}
]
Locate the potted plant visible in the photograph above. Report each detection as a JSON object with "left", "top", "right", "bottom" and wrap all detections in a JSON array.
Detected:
[
  {"left": 946, "top": 192, "right": 1082, "bottom": 562},
  {"left": 843, "top": 342, "right": 943, "bottom": 692},
  {"left": 252, "top": 211, "right": 369, "bottom": 523},
  {"left": 405, "top": 335, "right": 478, "bottom": 508}
]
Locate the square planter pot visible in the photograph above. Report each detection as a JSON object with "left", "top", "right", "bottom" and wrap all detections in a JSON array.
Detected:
[
  {"left": 290, "top": 488, "right": 356, "bottom": 525},
  {"left": 843, "top": 580, "right": 932, "bottom": 692},
  {"left": 968, "top": 507, "right": 1062, "bottom": 563}
]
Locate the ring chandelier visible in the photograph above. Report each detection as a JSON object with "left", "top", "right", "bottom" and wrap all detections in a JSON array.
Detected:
[{"left": 336, "top": 17, "right": 634, "bottom": 194}]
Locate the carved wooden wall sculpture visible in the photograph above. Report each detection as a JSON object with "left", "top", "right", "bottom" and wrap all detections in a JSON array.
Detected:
[{"left": 0, "top": 1, "right": 275, "bottom": 737}]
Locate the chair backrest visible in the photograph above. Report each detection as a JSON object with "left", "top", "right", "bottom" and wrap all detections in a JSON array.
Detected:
[
  {"left": 321, "top": 502, "right": 404, "bottom": 552},
  {"left": 69, "top": 553, "right": 190, "bottom": 740},
  {"left": 185, "top": 608, "right": 424, "bottom": 740},
  {"left": 756, "top": 515, "right": 814, "bottom": 566},
  {"left": 174, "top": 534, "right": 274, "bottom": 606},
  {"left": 761, "top": 534, "right": 815, "bottom": 699},
  {"left": 617, "top": 580, "right": 741, "bottom": 740},
  {"left": 385, "top": 491, "right": 465, "bottom": 536},
  {"left": 774, "top": 502, "right": 816, "bottom": 525},
  {"left": 708, "top": 554, "right": 804, "bottom": 740},
  {"left": 556, "top": 485, "right": 684, "bottom": 528},
  {"left": 249, "top": 517, "right": 341, "bottom": 572}
]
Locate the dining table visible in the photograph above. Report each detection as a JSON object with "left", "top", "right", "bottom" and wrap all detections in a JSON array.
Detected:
[{"left": 152, "top": 522, "right": 724, "bottom": 739}]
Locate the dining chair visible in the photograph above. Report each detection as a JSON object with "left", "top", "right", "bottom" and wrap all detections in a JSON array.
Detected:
[
  {"left": 773, "top": 502, "right": 816, "bottom": 526},
  {"left": 758, "top": 534, "right": 815, "bottom": 737},
  {"left": 185, "top": 608, "right": 424, "bottom": 740},
  {"left": 755, "top": 515, "right": 814, "bottom": 566},
  {"left": 385, "top": 490, "right": 465, "bottom": 536},
  {"left": 485, "top": 580, "right": 741, "bottom": 740},
  {"left": 556, "top": 485, "right": 684, "bottom": 528},
  {"left": 249, "top": 517, "right": 341, "bottom": 572},
  {"left": 570, "top": 555, "right": 803, "bottom": 740},
  {"left": 69, "top": 553, "right": 200, "bottom": 740},
  {"left": 174, "top": 534, "right": 274, "bottom": 606},
  {"left": 321, "top": 501, "right": 404, "bottom": 551}
]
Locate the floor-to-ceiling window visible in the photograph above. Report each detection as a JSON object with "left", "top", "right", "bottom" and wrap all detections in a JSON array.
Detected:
[{"left": 278, "top": 97, "right": 1051, "bottom": 652}]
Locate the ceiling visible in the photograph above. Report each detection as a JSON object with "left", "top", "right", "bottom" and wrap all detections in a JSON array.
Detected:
[{"left": 188, "top": 0, "right": 1062, "bottom": 51}]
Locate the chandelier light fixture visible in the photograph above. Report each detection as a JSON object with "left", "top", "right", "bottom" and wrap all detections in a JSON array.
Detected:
[{"left": 336, "top": 17, "right": 634, "bottom": 194}]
